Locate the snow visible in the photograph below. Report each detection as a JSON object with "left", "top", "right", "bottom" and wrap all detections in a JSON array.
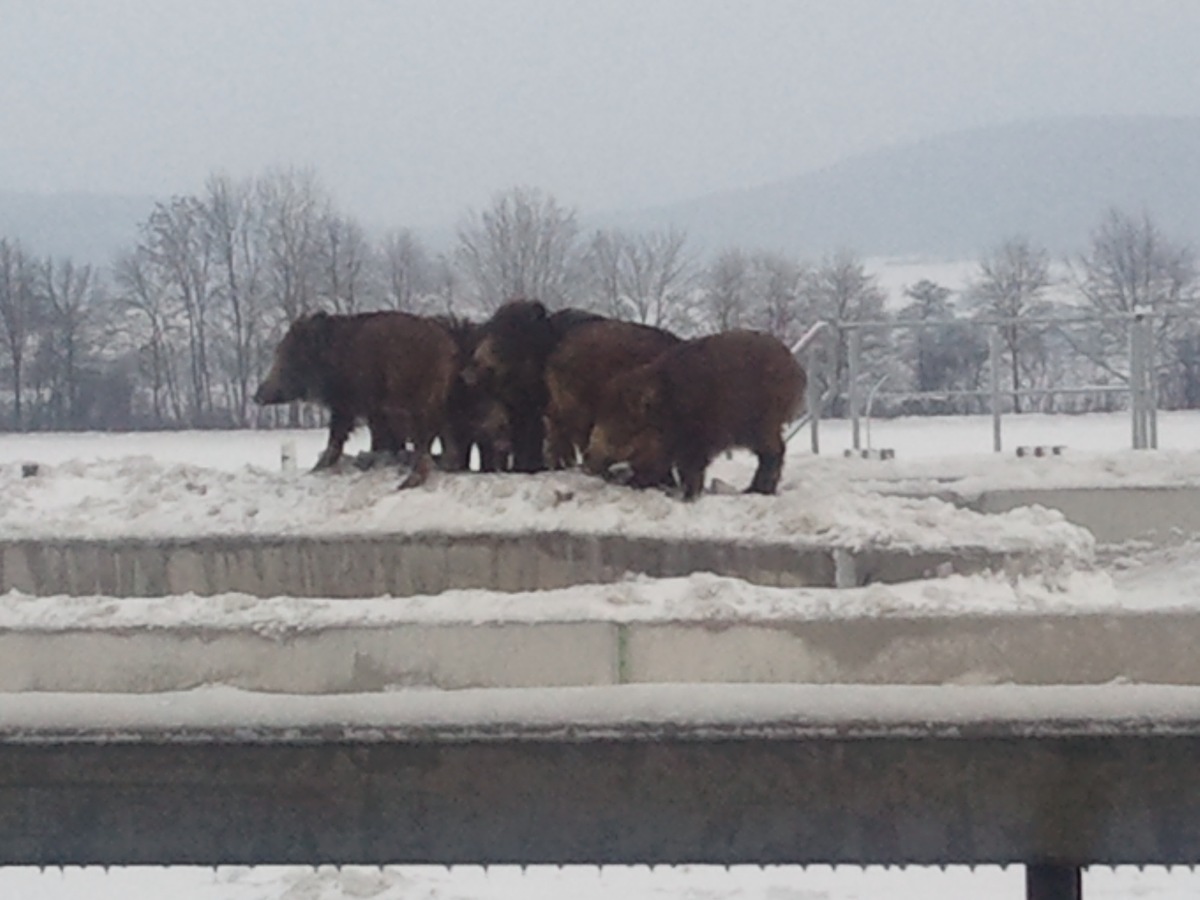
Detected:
[
  {"left": 0, "top": 426, "right": 1099, "bottom": 560},
  {"left": 4, "top": 411, "right": 1200, "bottom": 897},
  {"left": 14, "top": 863, "right": 1200, "bottom": 900},
  {"left": 0, "top": 567, "right": 1137, "bottom": 636},
  {"left": 12, "top": 683, "right": 1200, "bottom": 744}
]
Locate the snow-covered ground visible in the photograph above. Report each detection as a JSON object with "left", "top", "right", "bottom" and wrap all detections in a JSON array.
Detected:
[
  {"left": 3, "top": 411, "right": 1200, "bottom": 898},
  {"left": 9, "top": 862, "right": 1200, "bottom": 900}
]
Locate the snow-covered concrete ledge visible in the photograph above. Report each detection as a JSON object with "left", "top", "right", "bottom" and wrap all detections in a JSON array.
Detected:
[
  {"left": 0, "top": 530, "right": 1077, "bottom": 597},
  {"left": 967, "top": 485, "right": 1200, "bottom": 544},
  {"left": 6, "top": 682, "right": 1200, "bottom": 744},
  {"left": 0, "top": 573, "right": 1184, "bottom": 692}
]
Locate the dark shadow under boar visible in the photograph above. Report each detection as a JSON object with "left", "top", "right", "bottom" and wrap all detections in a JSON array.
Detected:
[
  {"left": 253, "top": 310, "right": 458, "bottom": 488},
  {"left": 584, "top": 329, "right": 807, "bottom": 500}
]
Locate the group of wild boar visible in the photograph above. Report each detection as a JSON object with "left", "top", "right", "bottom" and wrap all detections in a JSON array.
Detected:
[{"left": 252, "top": 299, "right": 808, "bottom": 500}]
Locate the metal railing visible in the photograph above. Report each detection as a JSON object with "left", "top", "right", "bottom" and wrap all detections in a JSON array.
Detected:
[
  {"left": 788, "top": 313, "right": 1160, "bottom": 454},
  {"left": 785, "top": 321, "right": 837, "bottom": 453}
]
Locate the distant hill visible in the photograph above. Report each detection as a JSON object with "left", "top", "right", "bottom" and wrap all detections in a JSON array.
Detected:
[
  {"left": 0, "top": 191, "right": 157, "bottom": 264},
  {"left": 612, "top": 116, "right": 1200, "bottom": 259},
  {"left": 6, "top": 116, "right": 1200, "bottom": 266}
]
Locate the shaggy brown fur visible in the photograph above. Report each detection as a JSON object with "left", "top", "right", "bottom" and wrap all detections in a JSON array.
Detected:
[
  {"left": 433, "top": 315, "right": 512, "bottom": 472},
  {"left": 253, "top": 310, "right": 458, "bottom": 488},
  {"left": 584, "top": 330, "right": 807, "bottom": 500},
  {"left": 544, "top": 319, "right": 680, "bottom": 468},
  {"left": 467, "top": 300, "right": 602, "bottom": 472}
]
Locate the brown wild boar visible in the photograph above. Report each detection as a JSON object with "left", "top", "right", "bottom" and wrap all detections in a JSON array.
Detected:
[
  {"left": 543, "top": 319, "right": 681, "bottom": 468},
  {"left": 584, "top": 330, "right": 807, "bottom": 500},
  {"left": 433, "top": 315, "right": 512, "bottom": 472},
  {"left": 466, "top": 299, "right": 602, "bottom": 472},
  {"left": 253, "top": 310, "right": 458, "bottom": 488}
]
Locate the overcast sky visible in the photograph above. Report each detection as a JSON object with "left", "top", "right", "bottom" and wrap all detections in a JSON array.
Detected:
[{"left": 3, "top": 0, "right": 1200, "bottom": 229}]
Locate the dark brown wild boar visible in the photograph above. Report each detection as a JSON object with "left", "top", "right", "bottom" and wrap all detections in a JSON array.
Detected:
[
  {"left": 583, "top": 329, "right": 806, "bottom": 500},
  {"left": 467, "top": 299, "right": 602, "bottom": 472},
  {"left": 543, "top": 319, "right": 681, "bottom": 468},
  {"left": 253, "top": 310, "right": 458, "bottom": 488},
  {"left": 433, "top": 315, "right": 512, "bottom": 472}
]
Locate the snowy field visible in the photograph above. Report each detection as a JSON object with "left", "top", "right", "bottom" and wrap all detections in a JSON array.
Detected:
[{"left": 3, "top": 411, "right": 1200, "bottom": 898}]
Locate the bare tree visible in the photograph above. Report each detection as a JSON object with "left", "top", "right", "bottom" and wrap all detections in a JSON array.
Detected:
[
  {"left": 1071, "top": 208, "right": 1199, "bottom": 406},
  {"left": 702, "top": 248, "right": 752, "bottom": 332},
  {"left": 428, "top": 253, "right": 464, "bottom": 316},
  {"left": 620, "top": 227, "right": 695, "bottom": 330},
  {"left": 318, "top": 212, "right": 375, "bottom": 314},
  {"left": 203, "top": 173, "right": 267, "bottom": 425},
  {"left": 799, "top": 250, "right": 887, "bottom": 414},
  {"left": 36, "top": 256, "right": 98, "bottom": 428},
  {"left": 895, "top": 279, "right": 987, "bottom": 410},
  {"left": 968, "top": 237, "right": 1052, "bottom": 412},
  {"left": 454, "top": 186, "right": 582, "bottom": 312},
  {"left": 748, "top": 252, "right": 806, "bottom": 346},
  {"left": 380, "top": 229, "right": 435, "bottom": 313},
  {"left": 580, "top": 226, "right": 695, "bottom": 330},
  {"left": 257, "top": 167, "right": 327, "bottom": 322},
  {"left": 140, "top": 196, "right": 217, "bottom": 422},
  {"left": 0, "top": 239, "right": 39, "bottom": 429},
  {"left": 112, "top": 248, "right": 183, "bottom": 425},
  {"left": 1075, "top": 208, "right": 1196, "bottom": 317},
  {"left": 580, "top": 229, "right": 627, "bottom": 318},
  {"left": 801, "top": 250, "right": 887, "bottom": 323}
]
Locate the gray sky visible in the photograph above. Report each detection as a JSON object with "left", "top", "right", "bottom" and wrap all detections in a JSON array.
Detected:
[{"left": 3, "top": 0, "right": 1200, "bottom": 228}]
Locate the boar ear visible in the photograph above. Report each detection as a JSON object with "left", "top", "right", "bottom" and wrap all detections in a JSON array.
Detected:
[{"left": 298, "top": 310, "right": 335, "bottom": 357}]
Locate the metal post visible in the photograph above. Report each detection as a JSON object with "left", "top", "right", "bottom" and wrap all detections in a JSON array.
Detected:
[
  {"left": 847, "top": 327, "right": 861, "bottom": 451},
  {"left": 1130, "top": 315, "right": 1146, "bottom": 450},
  {"left": 1145, "top": 316, "right": 1158, "bottom": 449},
  {"left": 806, "top": 346, "right": 821, "bottom": 455},
  {"left": 989, "top": 326, "right": 1003, "bottom": 453},
  {"left": 1026, "top": 864, "right": 1082, "bottom": 900}
]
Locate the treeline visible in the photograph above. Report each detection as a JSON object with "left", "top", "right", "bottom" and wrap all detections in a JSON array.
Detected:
[{"left": 0, "top": 168, "right": 1198, "bottom": 431}]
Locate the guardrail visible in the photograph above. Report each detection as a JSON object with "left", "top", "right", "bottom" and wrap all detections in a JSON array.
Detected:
[{"left": 2, "top": 684, "right": 1196, "bottom": 899}]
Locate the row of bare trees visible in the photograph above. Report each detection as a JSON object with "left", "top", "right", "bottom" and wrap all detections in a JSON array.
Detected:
[
  {"left": 871, "top": 210, "right": 1200, "bottom": 416},
  {"left": 0, "top": 172, "right": 1197, "bottom": 431}
]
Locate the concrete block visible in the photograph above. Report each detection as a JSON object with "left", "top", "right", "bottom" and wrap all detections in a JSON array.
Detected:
[{"left": 0, "top": 622, "right": 619, "bottom": 694}]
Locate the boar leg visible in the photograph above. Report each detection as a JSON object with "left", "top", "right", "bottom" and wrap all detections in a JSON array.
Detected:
[
  {"left": 313, "top": 410, "right": 355, "bottom": 470},
  {"left": 543, "top": 417, "right": 576, "bottom": 469},
  {"left": 674, "top": 446, "right": 710, "bottom": 500},
  {"left": 476, "top": 438, "right": 498, "bottom": 473},
  {"left": 436, "top": 428, "right": 467, "bottom": 472},
  {"left": 399, "top": 450, "right": 433, "bottom": 489},
  {"left": 747, "top": 444, "right": 785, "bottom": 495},
  {"left": 399, "top": 411, "right": 437, "bottom": 489},
  {"left": 368, "top": 412, "right": 406, "bottom": 455},
  {"left": 510, "top": 410, "right": 547, "bottom": 473}
]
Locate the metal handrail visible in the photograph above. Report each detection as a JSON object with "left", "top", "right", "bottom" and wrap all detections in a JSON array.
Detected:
[
  {"left": 784, "top": 320, "right": 835, "bottom": 451},
  {"left": 834, "top": 314, "right": 1159, "bottom": 453}
]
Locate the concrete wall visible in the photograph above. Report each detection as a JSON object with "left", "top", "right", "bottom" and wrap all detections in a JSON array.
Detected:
[
  {"left": 0, "top": 532, "right": 1044, "bottom": 598},
  {"left": 3, "top": 723, "right": 1200, "bottom": 866},
  {"left": 6, "top": 609, "right": 1200, "bottom": 693},
  {"left": 969, "top": 485, "right": 1200, "bottom": 545}
]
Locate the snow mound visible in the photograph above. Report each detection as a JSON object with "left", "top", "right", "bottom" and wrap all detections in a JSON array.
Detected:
[{"left": 0, "top": 454, "right": 1094, "bottom": 565}]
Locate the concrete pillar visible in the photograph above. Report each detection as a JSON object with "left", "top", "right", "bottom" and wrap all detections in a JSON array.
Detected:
[{"left": 1026, "top": 864, "right": 1081, "bottom": 900}]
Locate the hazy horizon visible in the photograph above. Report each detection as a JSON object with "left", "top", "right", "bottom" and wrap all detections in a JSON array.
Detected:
[{"left": 5, "top": 1, "right": 1200, "bottom": 229}]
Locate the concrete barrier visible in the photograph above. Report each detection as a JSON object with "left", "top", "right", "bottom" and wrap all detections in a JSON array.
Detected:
[
  {"left": 968, "top": 485, "right": 1200, "bottom": 545},
  {"left": 7, "top": 684, "right": 1200, "bottom": 869},
  {"left": 4, "top": 605, "right": 1199, "bottom": 693},
  {"left": 0, "top": 532, "right": 1059, "bottom": 598}
]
